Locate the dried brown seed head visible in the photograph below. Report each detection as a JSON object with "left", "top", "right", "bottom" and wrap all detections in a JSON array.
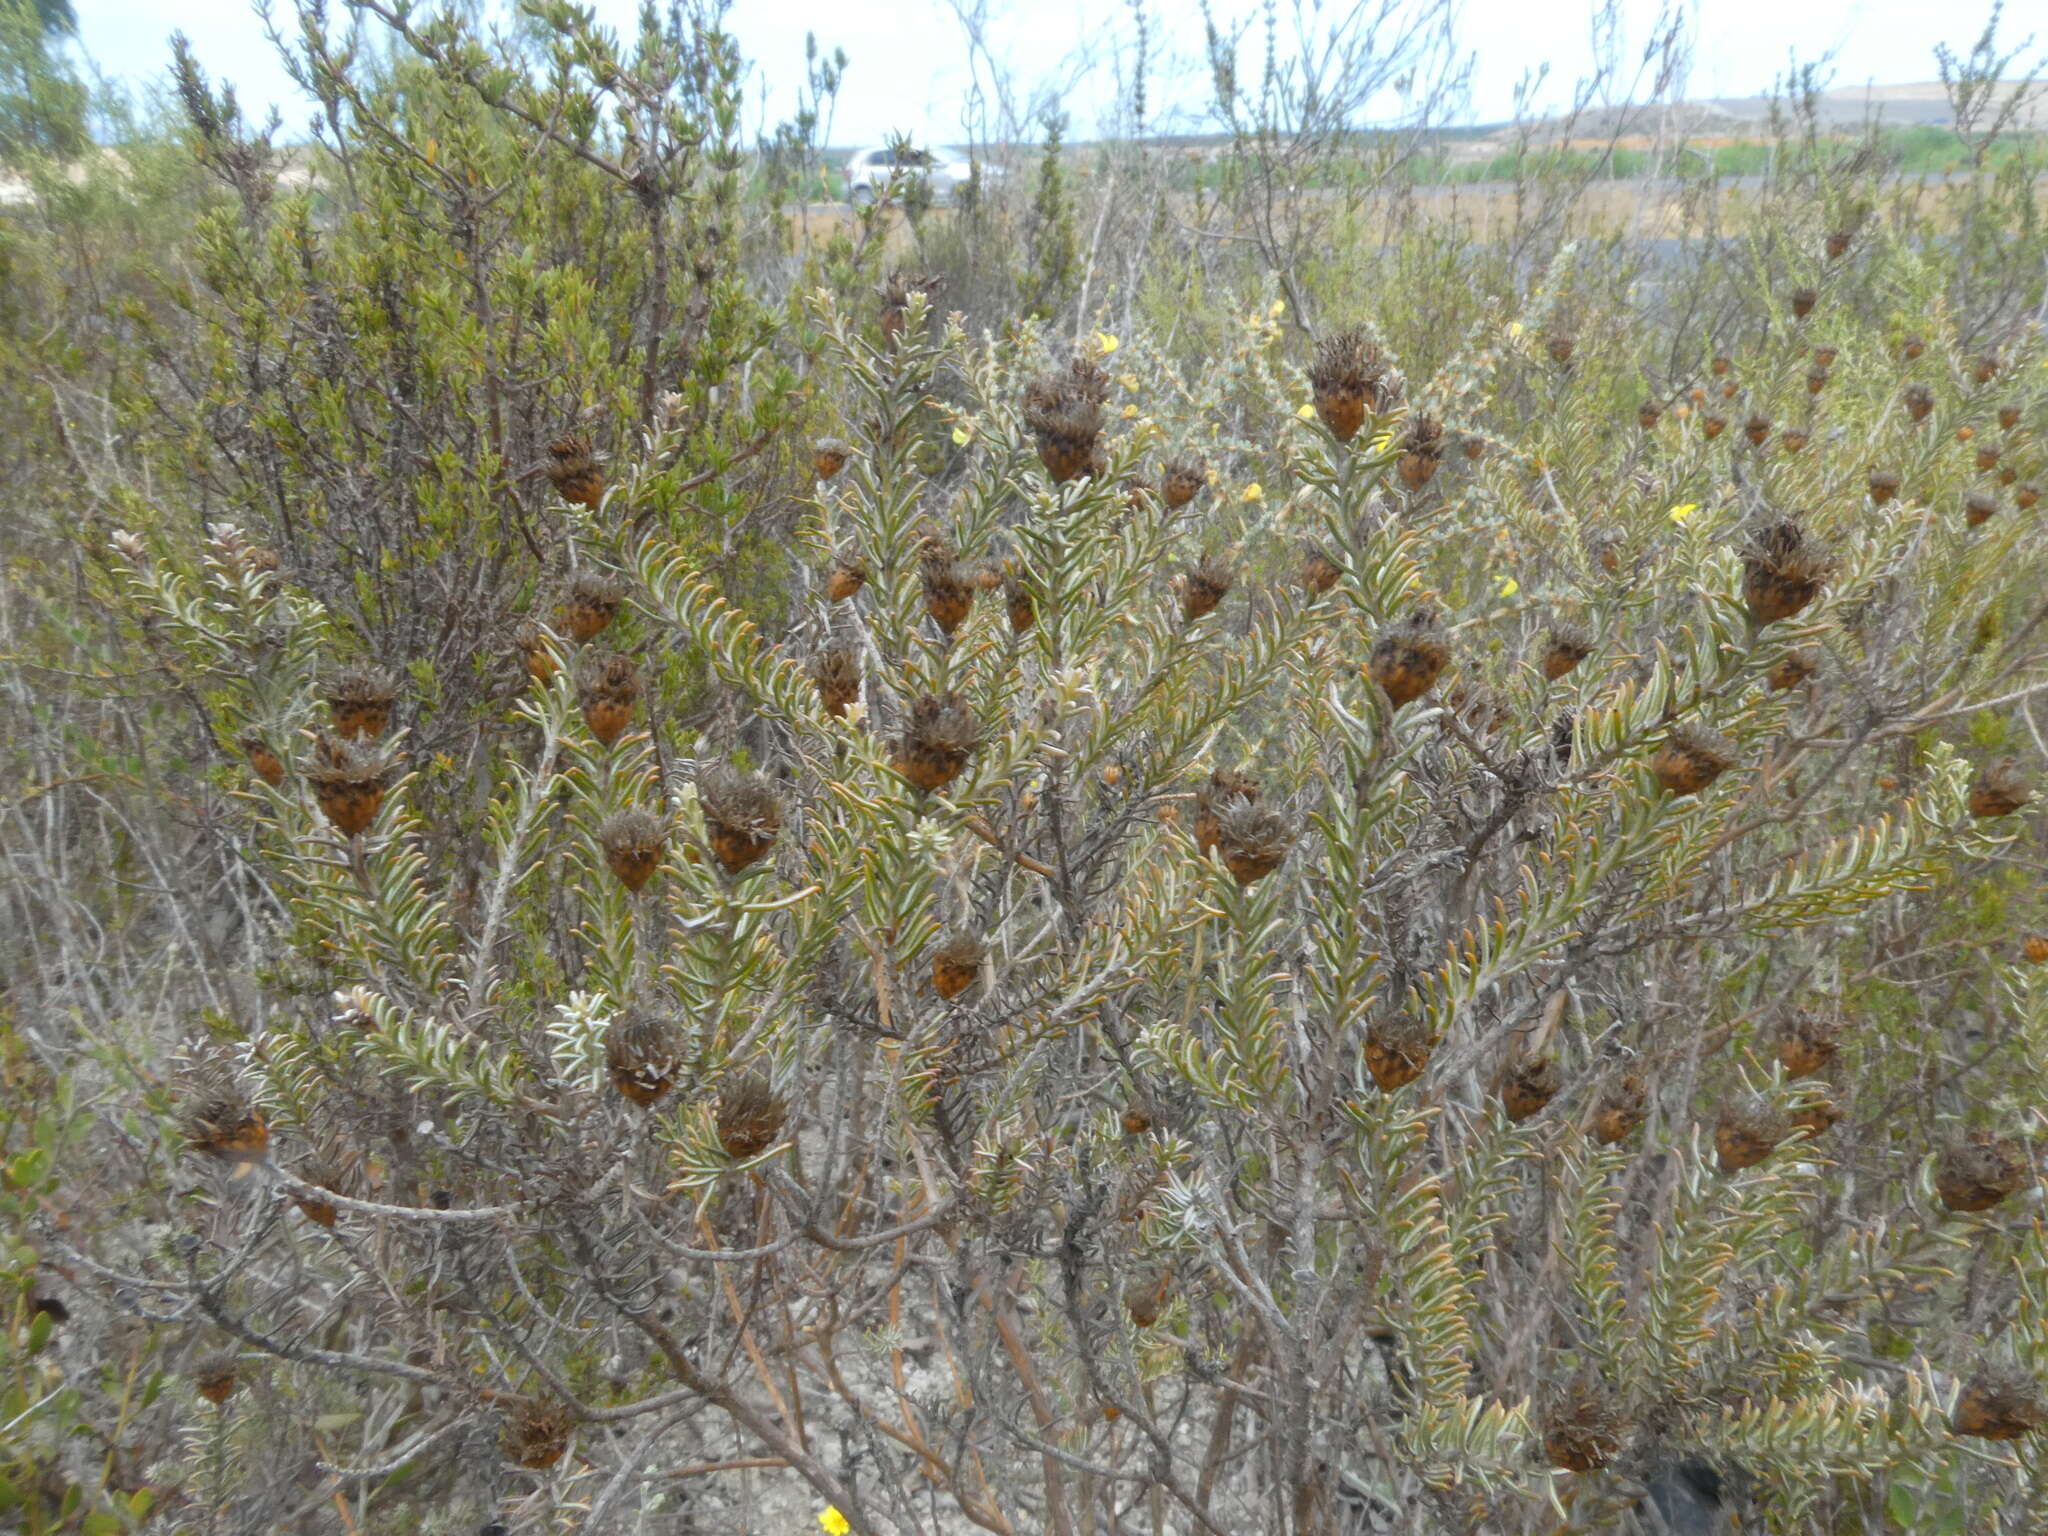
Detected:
[
  {"left": 606, "top": 1008, "right": 681, "bottom": 1107},
  {"left": 304, "top": 733, "right": 390, "bottom": 837},
  {"left": 1742, "top": 519, "right": 1832, "bottom": 626},
  {"left": 1781, "top": 429, "right": 1810, "bottom": 454},
  {"left": 1500, "top": 1055, "right": 1560, "bottom": 1122},
  {"left": 291, "top": 1162, "right": 348, "bottom": 1227},
  {"left": 1790, "top": 1096, "right": 1842, "bottom": 1138},
  {"left": 1637, "top": 399, "right": 1663, "bottom": 430},
  {"left": 1952, "top": 1365, "right": 2045, "bottom": 1441},
  {"left": 825, "top": 555, "right": 868, "bottom": 602},
  {"left": 576, "top": 652, "right": 643, "bottom": 747},
  {"left": 1964, "top": 490, "right": 2000, "bottom": 528},
  {"left": 2015, "top": 482, "right": 2040, "bottom": 510},
  {"left": 920, "top": 540, "right": 978, "bottom": 634},
  {"left": 894, "top": 692, "right": 980, "bottom": 793},
  {"left": 1900, "top": 335, "right": 1925, "bottom": 361},
  {"left": 1935, "top": 1133, "right": 2029, "bottom": 1213},
  {"left": 1004, "top": 574, "right": 1037, "bottom": 634},
  {"left": 1023, "top": 354, "right": 1111, "bottom": 482},
  {"left": 545, "top": 433, "right": 604, "bottom": 508},
  {"left": 1368, "top": 608, "right": 1450, "bottom": 709},
  {"left": 715, "top": 1073, "right": 788, "bottom": 1159},
  {"left": 1974, "top": 354, "right": 2001, "bottom": 385},
  {"left": 1650, "top": 724, "right": 1737, "bottom": 797},
  {"left": 514, "top": 620, "right": 559, "bottom": 682},
  {"left": 1161, "top": 455, "right": 1206, "bottom": 509},
  {"left": 1542, "top": 1376, "right": 1623, "bottom": 1472},
  {"left": 1997, "top": 404, "right": 2020, "bottom": 432},
  {"left": 1903, "top": 382, "right": 1935, "bottom": 421},
  {"left": 324, "top": 664, "right": 397, "bottom": 741},
  {"left": 932, "top": 934, "right": 985, "bottom": 1000},
  {"left": 598, "top": 808, "right": 666, "bottom": 893},
  {"left": 1767, "top": 649, "right": 1819, "bottom": 692},
  {"left": 1701, "top": 413, "right": 1727, "bottom": 439},
  {"left": 1124, "top": 1271, "right": 1172, "bottom": 1328},
  {"left": 1545, "top": 332, "right": 1577, "bottom": 365},
  {"left": 1214, "top": 800, "right": 1294, "bottom": 886},
  {"left": 1967, "top": 759, "right": 2031, "bottom": 819},
  {"left": 699, "top": 767, "right": 782, "bottom": 873},
  {"left": 560, "top": 570, "right": 626, "bottom": 643},
  {"left": 879, "top": 270, "right": 943, "bottom": 342},
  {"left": 1867, "top": 468, "right": 1901, "bottom": 504},
  {"left": 184, "top": 1086, "right": 269, "bottom": 1167},
  {"left": 1790, "top": 286, "right": 1817, "bottom": 319},
  {"left": 1365, "top": 1014, "right": 1434, "bottom": 1093},
  {"left": 1178, "top": 553, "right": 1235, "bottom": 621},
  {"left": 811, "top": 645, "right": 861, "bottom": 718},
  {"left": 1590, "top": 1073, "right": 1647, "bottom": 1145},
  {"left": 1824, "top": 228, "right": 1851, "bottom": 260},
  {"left": 1542, "top": 626, "right": 1594, "bottom": 681},
  {"left": 1193, "top": 769, "right": 1260, "bottom": 855},
  {"left": 1299, "top": 546, "right": 1342, "bottom": 596},
  {"left": 1744, "top": 414, "right": 1772, "bottom": 447},
  {"left": 1308, "top": 329, "right": 1398, "bottom": 442},
  {"left": 812, "top": 436, "right": 851, "bottom": 480},
  {"left": 241, "top": 734, "right": 285, "bottom": 787},
  {"left": 193, "top": 1351, "right": 240, "bottom": 1405},
  {"left": 1396, "top": 415, "right": 1444, "bottom": 489},
  {"left": 504, "top": 1401, "right": 574, "bottom": 1468},
  {"left": 1715, "top": 1097, "right": 1787, "bottom": 1173},
  {"left": 1775, "top": 1010, "right": 1842, "bottom": 1079}
]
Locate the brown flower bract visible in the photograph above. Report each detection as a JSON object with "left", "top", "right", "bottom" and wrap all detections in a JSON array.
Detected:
[
  {"left": 1308, "top": 329, "right": 1398, "bottom": 442},
  {"left": 894, "top": 692, "right": 980, "bottom": 793},
  {"left": 1368, "top": 608, "right": 1449, "bottom": 709},
  {"left": 1023, "top": 355, "right": 1111, "bottom": 483},
  {"left": 1742, "top": 520, "right": 1832, "bottom": 626},
  {"left": 699, "top": 767, "right": 782, "bottom": 874}
]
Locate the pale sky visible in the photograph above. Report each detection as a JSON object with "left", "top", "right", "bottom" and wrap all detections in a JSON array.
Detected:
[{"left": 65, "top": 0, "right": 2020, "bottom": 146}]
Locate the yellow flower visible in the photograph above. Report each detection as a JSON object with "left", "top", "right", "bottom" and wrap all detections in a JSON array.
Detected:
[
  {"left": 1296, "top": 403, "right": 1316, "bottom": 421},
  {"left": 1118, "top": 372, "right": 1140, "bottom": 392},
  {"left": 1095, "top": 331, "right": 1119, "bottom": 355},
  {"left": 1121, "top": 404, "right": 1139, "bottom": 419},
  {"left": 1269, "top": 299, "right": 1286, "bottom": 318},
  {"left": 1668, "top": 503, "right": 1698, "bottom": 525},
  {"left": 1498, "top": 577, "right": 1519, "bottom": 598},
  {"left": 819, "top": 1509, "right": 851, "bottom": 1535},
  {"left": 951, "top": 427, "right": 971, "bottom": 446},
  {"left": 1507, "top": 320, "right": 1525, "bottom": 339},
  {"left": 1241, "top": 483, "right": 1264, "bottom": 503}
]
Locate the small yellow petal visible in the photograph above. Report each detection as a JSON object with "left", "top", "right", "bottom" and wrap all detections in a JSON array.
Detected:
[
  {"left": 1498, "top": 577, "right": 1519, "bottom": 598},
  {"left": 1668, "top": 502, "right": 1698, "bottom": 524},
  {"left": 951, "top": 427, "right": 970, "bottom": 446},
  {"left": 1095, "top": 331, "right": 1119, "bottom": 355},
  {"left": 1296, "top": 403, "right": 1317, "bottom": 421},
  {"left": 1269, "top": 299, "right": 1286, "bottom": 317},
  {"left": 1121, "top": 403, "right": 1139, "bottom": 419},
  {"left": 819, "top": 1509, "right": 851, "bottom": 1535},
  {"left": 1506, "top": 321, "right": 1525, "bottom": 339},
  {"left": 1118, "top": 372, "right": 1140, "bottom": 392},
  {"left": 1241, "top": 483, "right": 1263, "bottom": 503}
]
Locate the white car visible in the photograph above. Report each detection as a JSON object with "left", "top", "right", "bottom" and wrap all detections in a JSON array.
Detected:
[{"left": 843, "top": 144, "right": 1002, "bottom": 208}]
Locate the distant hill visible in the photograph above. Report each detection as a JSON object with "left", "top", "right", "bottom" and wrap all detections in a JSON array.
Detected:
[
  {"left": 1503, "top": 81, "right": 2046, "bottom": 143},
  {"left": 820, "top": 81, "right": 2045, "bottom": 165}
]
